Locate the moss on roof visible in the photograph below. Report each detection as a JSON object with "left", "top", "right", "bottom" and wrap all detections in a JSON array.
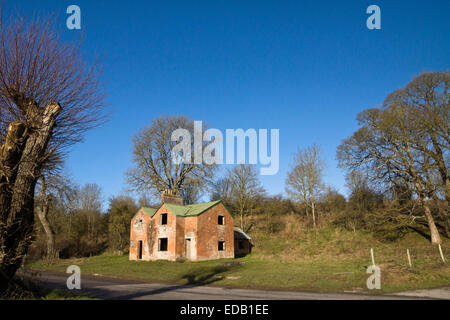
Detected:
[
  {"left": 163, "top": 200, "right": 222, "bottom": 217},
  {"left": 141, "top": 207, "right": 158, "bottom": 218},
  {"left": 132, "top": 200, "right": 226, "bottom": 222},
  {"left": 130, "top": 206, "right": 158, "bottom": 222}
]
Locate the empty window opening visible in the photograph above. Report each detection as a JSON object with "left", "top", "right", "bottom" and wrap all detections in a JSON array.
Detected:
[
  {"left": 238, "top": 241, "right": 244, "bottom": 250},
  {"left": 159, "top": 238, "right": 168, "bottom": 251},
  {"left": 218, "top": 215, "right": 225, "bottom": 225},
  {"left": 218, "top": 241, "right": 225, "bottom": 251},
  {"left": 161, "top": 213, "right": 168, "bottom": 225},
  {"left": 138, "top": 240, "right": 143, "bottom": 259}
]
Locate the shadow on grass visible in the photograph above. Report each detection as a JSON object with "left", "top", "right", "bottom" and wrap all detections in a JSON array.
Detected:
[
  {"left": 407, "top": 226, "right": 431, "bottom": 242},
  {"left": 181, "top": 266, "right": 229, "bottom": 285}
]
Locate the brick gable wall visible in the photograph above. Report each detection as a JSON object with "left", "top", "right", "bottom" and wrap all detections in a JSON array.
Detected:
[{"left": 130, "top": 202, "right": 235, "bottom": 261}]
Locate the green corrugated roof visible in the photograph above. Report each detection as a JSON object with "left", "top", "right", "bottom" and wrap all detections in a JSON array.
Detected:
[
  {"left": 163, "top": 200, "right": 222, "bottom": 217},
  {"left": 132, "top": 200, "right": 224, "bottom": 222},
  {"left": 141, "top": 207, "right": 158, "bottom": 217},
  {"left": 131, "top": 206, "right": 158, "bottom": 222}
]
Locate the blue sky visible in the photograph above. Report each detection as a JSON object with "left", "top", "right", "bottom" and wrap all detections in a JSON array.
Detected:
[{"left": 10, "top": 0, "right": 450, "bottom": 203}]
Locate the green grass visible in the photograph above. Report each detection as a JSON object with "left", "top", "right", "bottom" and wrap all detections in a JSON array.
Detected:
[
  {"left": 28, "top": 225, "right": 450, "bottom": 294},
  {"left": 0, "top": 279, "right": 97, "bottom": 300},
  {"left": 37, "top": 289, "right": 97, "bottom": 300}
]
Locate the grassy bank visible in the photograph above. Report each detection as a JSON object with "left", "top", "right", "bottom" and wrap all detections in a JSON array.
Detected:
[{"left": 29, "top": 221, "right": 450, "bottom": 294}]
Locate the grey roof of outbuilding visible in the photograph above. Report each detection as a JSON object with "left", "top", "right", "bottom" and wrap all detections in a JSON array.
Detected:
[{"left": 234, "top": 226, "right": 252, "bottom": 240}]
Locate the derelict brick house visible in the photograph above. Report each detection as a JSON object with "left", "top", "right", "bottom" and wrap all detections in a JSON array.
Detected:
[{"left": 129, "top": 194, "right": 237, "bottom": 262}]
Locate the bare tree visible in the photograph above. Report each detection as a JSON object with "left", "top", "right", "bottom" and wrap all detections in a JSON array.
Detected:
[
  {"left": 0, "top": 11, "right": 105, "bottom": 292},
  {"left": 210, "top": 177, "right": 232, "bottom": 202},
  {"left": 126, "top": 115, "right": 216, "bottom": 201},
  {"left": 79, "top": 184, "right": 103, "bottom": 212},
  {"left": 384, "top": 72, "right": 449, "bottom": 204},
  {"left": 35, "top": 173, "right": 74, "bottom": 261},
  {"left": 35, "top": 176, "right": 56, "bottom": 261},
  {"left": 179, "top": 182, "right": 202, "bottom": 205},
  {"left": 384, "top": 72, "right": 449, "bottom": 236},
  {"left": 227, "top": 164, "right": 266, "bottom": 231},
  {"left": 337, "top": 72, "right": 449, "bottom": 244},
  {"left": 78, "top": 184, "right": 103, "bottom": 241},
  {"left": 286, "top": 144, "right": 325, "bottom": 230}
]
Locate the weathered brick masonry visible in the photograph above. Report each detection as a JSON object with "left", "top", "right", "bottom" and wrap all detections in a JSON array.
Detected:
[{"left": 129, "top": 199, "right": 237, "bottom": 262}]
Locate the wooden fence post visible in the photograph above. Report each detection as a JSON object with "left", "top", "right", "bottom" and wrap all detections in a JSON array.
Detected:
[
  {"left": 407, "top": 249, "right": 412, "bottom": 268},
  {"left": 438, "top": 244, "right": 446, "bottom": 263}
]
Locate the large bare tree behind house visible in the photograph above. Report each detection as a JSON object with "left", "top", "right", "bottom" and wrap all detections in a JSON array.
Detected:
[
  {"left": 126, "top": 115, "right": 216, "bottom": 202},
  {"left": 0, "top": 11, "right": 105, "bottom": 292},
  {"left": 226, "top": 164, "right": 266, "bottom": 231}
]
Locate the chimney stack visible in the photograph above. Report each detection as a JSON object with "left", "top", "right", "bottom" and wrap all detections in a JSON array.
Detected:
[{"left": 161, "top": 190, "right": 184, "bottom": 206}]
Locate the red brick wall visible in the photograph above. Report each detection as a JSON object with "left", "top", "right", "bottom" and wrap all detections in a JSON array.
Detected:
[
  {"left": 196, "top": 203, "right": 234, "bottom": 261},
  {"left": 175, "top": 216, "right": 186, "bottom": 257},
  {"left": 183, "top": 216, "right": 198, "bottom": 260},
  {"left": 129, "top": 209, "right": 152, "bottom": 261},
  {"left": 150, "top": 205, "right": 177, "bottom": 261},
  {"left": 234, "top": 239, "right": 252, "bottom": 256}
]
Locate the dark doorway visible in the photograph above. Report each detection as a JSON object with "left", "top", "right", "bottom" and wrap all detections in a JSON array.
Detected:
[
  {"left": 138, "top": 240, "right": 143, "bottom": 259},
  {"left": 159, "top": 238, "right": 168, "bottom": 251},
  {"left": 185, "top": 238, "right": 192, "bottom": 260}
]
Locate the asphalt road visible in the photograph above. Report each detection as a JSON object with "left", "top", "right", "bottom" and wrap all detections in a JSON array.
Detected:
[{"left": 18, "top": 270, "right": 448, "bottom": 300}]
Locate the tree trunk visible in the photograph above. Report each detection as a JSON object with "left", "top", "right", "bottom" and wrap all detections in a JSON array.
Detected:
[
  {"left": 36, "top": 177, "right": 56, "bottom": 260},
  {"left": 0, "top": 103, "right": 61, "bottom": 294},
  {"left": 445, "top": 177, "right": 450, "bottom": 205},
  {"left": 311, "top": 201, "right": 317, "bottom": 230},
  {"left": 423, "top": 203, "right": 442, "bottom": 244},
  {"left": 35, "top": 205, "right": 56, "bottom": 260},
  {"left": 413, "top": 180, "right": 442, "bottom": 245}
]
